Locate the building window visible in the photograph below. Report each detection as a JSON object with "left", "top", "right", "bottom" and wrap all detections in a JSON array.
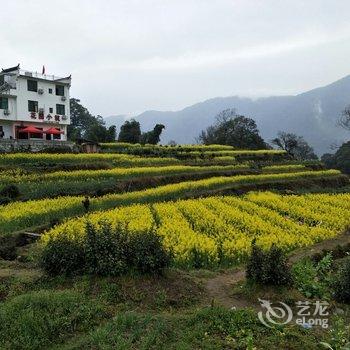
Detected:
[
  {"left": 56, "top": 104, "right": 65, "bottom": 115},
  {"left": 55, "top": 85, "right": 64, "bottom": 96},
  {"left": 0, "top": 75, "right": 4, "bottom": 86},
  {"left": 49, "top": 88, "right": 53, "bottom": 94},
  {"left": 28, "top": 100, "right": 38, "bottom": 112},
  {"left": 49, "top": 107, "right": 53, "bottom": 113},
  {"left": 27, "top": 79, "right": 38, "bottom": 92},
  {"left": 0, "top": 97, "right": 8, "bottom": 109}
]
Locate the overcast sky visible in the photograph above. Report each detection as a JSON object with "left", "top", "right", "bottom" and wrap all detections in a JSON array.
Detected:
[{"left": 2, "top": 0, "right": 350, "bottom": 116}]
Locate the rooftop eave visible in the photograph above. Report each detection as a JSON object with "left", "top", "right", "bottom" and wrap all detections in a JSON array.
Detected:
[
  {"left": 1, "top": 64, "right": 20, "bottom": 73},
  {"left": 53, "top": 75, "right": 72, "bottom": 86}
]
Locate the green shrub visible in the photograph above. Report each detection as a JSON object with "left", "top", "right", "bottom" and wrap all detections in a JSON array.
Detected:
[
  {"left": 128, "top": 230, "right": 171, "bottom": 274},
  {"left": 246, "top": 242, "right": 292, "bottom": 286},
  {"left": 265, "top": 245, "right": 293, "bottom": 286},
  {"left": 246, "top": 240, "right": 266, "bottom": 281},
  {"left": 85, "top": 221, "right": 129, "bottom": 276},
  {"left": 41, "top": 220, "right": 170, "bottom": 277},
  {"left": 333, "top": 258, "right": 350, "bottom": 303},
  {"left": 40, "top": 237, "right": 86, "bottom": 275}
]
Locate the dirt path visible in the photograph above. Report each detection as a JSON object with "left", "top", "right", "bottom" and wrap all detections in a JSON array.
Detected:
[
  {"left": 0, "top": 260, "right": 42, "bottom": 279},
  {"left": 0, "top": 267, "right": 42, "bottom": 279},
  {"left": 204, "top": 269, "right": 249, "bottom": 308}
]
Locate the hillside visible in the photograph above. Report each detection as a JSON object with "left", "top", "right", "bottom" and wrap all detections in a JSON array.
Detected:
[
  {"left": 0, "top": 144, "right": 349, "bottom": 349},
  {"left": 107, "top": 76, "right": 350, "bottom": 155}
]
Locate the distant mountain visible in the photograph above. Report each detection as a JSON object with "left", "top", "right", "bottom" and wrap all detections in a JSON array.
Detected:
[{"left": 108, "top": 76, "right": 350, "bottom": 155}]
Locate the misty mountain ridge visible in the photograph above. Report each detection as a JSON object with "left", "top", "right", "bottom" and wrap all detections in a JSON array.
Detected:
[{"left": 104, "top": 75, "right": 350, "bottom": 155}]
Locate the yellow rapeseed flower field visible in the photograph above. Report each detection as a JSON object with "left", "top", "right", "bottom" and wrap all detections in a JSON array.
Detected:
[{"left": 42, "top": 191, "right": 350, "bottom": 268}]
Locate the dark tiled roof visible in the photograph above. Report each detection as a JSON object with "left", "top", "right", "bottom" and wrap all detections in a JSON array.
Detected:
[{"left": 1, "top": 64, "right": 20, "bottom": 73}]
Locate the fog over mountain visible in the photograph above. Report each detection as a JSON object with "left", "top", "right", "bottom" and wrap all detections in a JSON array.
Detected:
[{"left": 105, "top": 76, "right": 350, "bottom": 155}]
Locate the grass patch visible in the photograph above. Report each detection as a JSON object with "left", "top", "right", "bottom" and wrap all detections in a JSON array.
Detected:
[
  {"left": 59, "top": 307, "right": 320, "bottom": 350},
  {"left": 0, "top": 289, "right": 108, "bottom": 350}
]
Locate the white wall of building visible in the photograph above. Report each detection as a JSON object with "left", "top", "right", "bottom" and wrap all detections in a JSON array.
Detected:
[{"left": 15, "top": 76, "right": 70, "bottom": 124}]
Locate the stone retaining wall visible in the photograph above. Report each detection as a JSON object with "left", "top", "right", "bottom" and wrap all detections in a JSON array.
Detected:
[{"left": 0, "top": 139, "right": 75, "bottom": 153}]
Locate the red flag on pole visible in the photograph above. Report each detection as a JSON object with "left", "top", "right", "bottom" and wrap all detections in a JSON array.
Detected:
[{"left": 42, "top": 65, "right": 45, "bottom": 75}]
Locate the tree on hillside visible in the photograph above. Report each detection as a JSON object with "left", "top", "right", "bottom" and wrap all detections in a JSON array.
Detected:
[
  {"left": 271, "top": 131, "right": 317, "bottom": 160},
  {"left": 68, "top": 98, "right": 94, "bottom": 140},
  {"left": 140, "top": 124, "right": 165, "bottom": 145},
  {"left": 322, "top": 141, "right": 350, "bottom": 174},
  {"left": 198, "top": 109, "right": 267, "bottom": 149},
  {"left": 339, "top": 106, "right": 350, "bottom": 131},
  {"left": 117, "top": 119, "right": 141, "bottom": 143},
  {"left": 68, "top": 98, "right": 116, "bottom": 142},
  {"left": 85, "top": 116, "right": 116, "bottom": 143}
]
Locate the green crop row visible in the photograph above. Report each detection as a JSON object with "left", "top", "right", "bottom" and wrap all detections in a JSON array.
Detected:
[
  {"left": 0, "top": 153, "right": 179, "bottom": 167},
  {"left": 0, "top": 165, "right": 253, "bottom": 201},
  {"left": 100, "top": 142, "right": 235, "bottom": 152},
  {"left": 100, "top": 142, "right": 288, "bottom": 160}
]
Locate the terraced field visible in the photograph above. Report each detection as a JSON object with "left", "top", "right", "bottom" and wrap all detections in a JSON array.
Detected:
[
  {"left": 0, "top": 164, "right": 315, "bottom": 201},
  {"left": 0, "top": 169, "right": 346, "bottom": 235},
  {"left": 43, "top": 192, "right": 350, "bottom": 267}
]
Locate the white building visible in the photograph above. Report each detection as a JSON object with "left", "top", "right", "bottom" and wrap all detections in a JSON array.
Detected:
[{"left": 0, "top": 64, "right": 71, "bottom": 141}]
